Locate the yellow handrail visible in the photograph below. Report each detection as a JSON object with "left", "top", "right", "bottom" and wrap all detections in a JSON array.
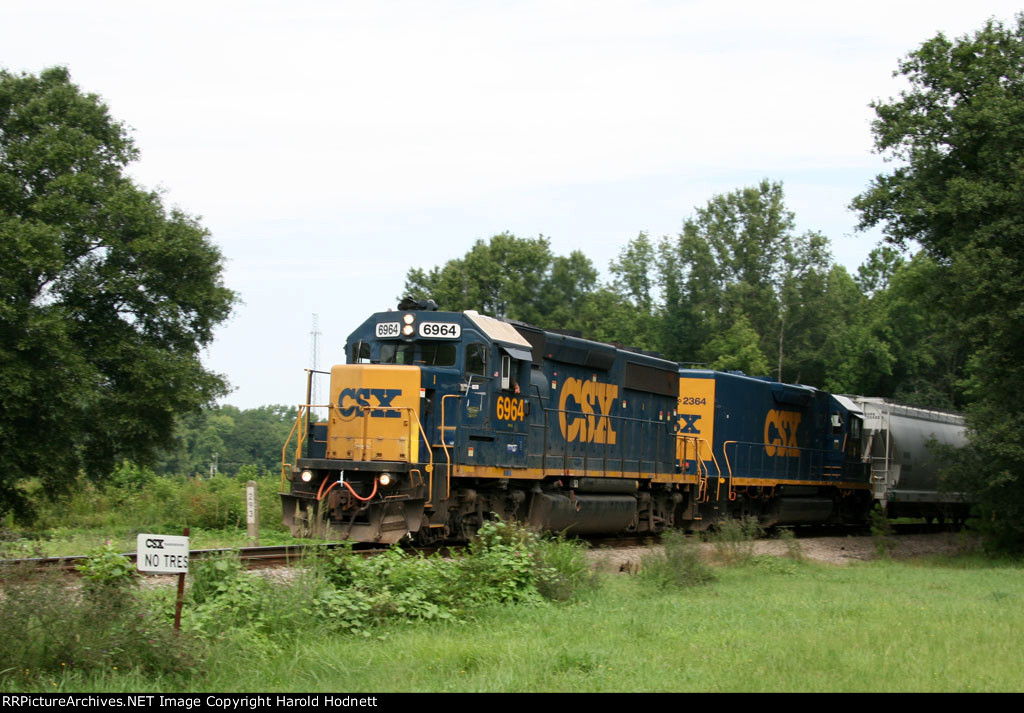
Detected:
[
  {"left": 280, "top": 404, "right": 332, "bottom": 489},
  {"left": 721, "top": 441, "right": 739, "bottom": 501},
  {"left": 677, "top": 435, "right": 720, "bottom": 504},
  {"left": 281, "top": 402, "right": 436, "bottom": 493},
  {"left": 437, "top": 394, "right": 460, "bottom": 506},
  {"left": 281, "top": 405, "right": 307, "bottom": 489}
]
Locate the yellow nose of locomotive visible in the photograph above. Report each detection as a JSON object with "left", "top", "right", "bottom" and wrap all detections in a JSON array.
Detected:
[{"left": 327, "top": 364, "right": 421, "bottom": 462}]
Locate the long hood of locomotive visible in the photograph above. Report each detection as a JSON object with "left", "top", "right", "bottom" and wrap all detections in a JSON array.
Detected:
[{"left": 677, "top": 370, "right": 861, "bottom": 486}]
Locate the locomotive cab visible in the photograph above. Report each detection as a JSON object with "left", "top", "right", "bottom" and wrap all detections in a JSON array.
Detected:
[{"left": 281, "top": 306, "right": 535, "bottom": 543}]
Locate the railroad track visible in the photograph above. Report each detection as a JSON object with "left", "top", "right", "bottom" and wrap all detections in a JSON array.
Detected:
[
  {"left": 0, "top": 544, "right": 353, "bottom": 573},
  {"left": 1, "top": 522, "right": 964, "bottom": 573}
]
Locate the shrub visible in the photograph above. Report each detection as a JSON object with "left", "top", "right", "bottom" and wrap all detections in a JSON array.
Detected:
[
  {"left": 460, "top": 520, "right": 544, "bottom": 605},
  {"left": 870, "top": 506, "right": 895, "bottom": 558},
  {"left": 532, "top": 533, "right": 597, "bottom": 601},
  {"left": 0, "top": 565, "right": 200, "bottom": 685},
  {"left": 176, "top": 520, "right": 601, "bottom": 644},
  {"left": 777, "top": 527, "right": 804, "bottom": 561},
  {"left": 75, "top": 541, "right": 137, "bottom": 597},
  {"left": 709, "top": 516, "right": 762, "bottom": 565},
  {"left": 639, "top": 529, "right": 716, "bottom": 589}
]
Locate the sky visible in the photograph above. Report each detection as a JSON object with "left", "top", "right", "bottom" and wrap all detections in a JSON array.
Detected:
[{"left": 3, "top": 1, "right": 1021, "bottom": 409}]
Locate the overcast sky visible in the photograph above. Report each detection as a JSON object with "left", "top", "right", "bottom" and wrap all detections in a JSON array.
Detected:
[{"left": 4, "top": 1, "right": 1020, "bottom": 409}]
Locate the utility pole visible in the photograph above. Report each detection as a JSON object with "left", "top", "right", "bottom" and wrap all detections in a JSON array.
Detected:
[{"left": 310, "top": 313, "right": 322, "bottom": 416}]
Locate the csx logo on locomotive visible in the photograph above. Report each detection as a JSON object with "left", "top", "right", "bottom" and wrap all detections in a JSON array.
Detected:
[
  {"left": 677, "top": 413, "right": 702, "bottom": 434},
  {"left": 764, "top": 409, "right": 802, "bottom": 457},
  {"left": 558, "top": 378, "right": 618, "bottom": 444},
  {"left": 337, "top": 388, "right": 403, "bottom": 418}
]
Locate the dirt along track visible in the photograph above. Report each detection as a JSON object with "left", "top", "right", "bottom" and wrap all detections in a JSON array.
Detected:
[
  {"left": 4, "top": 529, "right": 980, "bottom": 587},
  {"left": 588, "top": 530, "right": 982, "bottom": 572}
]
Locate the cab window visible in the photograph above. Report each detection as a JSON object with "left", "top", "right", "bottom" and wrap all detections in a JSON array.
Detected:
[
  {"left": 830, "top": 412, "right": 844, "bottom": 435},
  {"left": 420, "top": 342, "right": 457, "bottom": 367},
  {"left": 381, "top": 343, "right": 415, "bottom": 364},
  {"left": 465, "top": 343, "right": 487, "bottom": 377},
  {"left": 349, "top": 341, "right": 371, "bottom": 364}
]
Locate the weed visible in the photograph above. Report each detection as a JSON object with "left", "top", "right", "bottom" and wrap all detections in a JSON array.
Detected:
[
  {"left": 75, "top": 541, "right": 137, "bottom": 601},
  {"left": 0, "top": 565, "right": 201, "bottom": 686},
  {"left": 870, "top": 506, "right": 895, "bottom": 558},
  {"left": 749, "top": 554, "right": 798, "bottom": 575},
  {"left": 709, "top": 516, "right": 762, "bottom": 565},
  {"left": 638, "top": 530, "right": 716, "bottom": 589},
  {"left": 532, "top": 533, "right": 597, "bottom": 601},
  {"left": 777, "top": 527, "right": 804, "bottom": 561}
]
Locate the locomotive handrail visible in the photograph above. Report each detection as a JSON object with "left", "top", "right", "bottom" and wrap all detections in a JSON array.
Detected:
[
  {"left": 280, "top": 403, "right": 434, "bottom": 496},
  {"left": 281, "top": 406, "right": 304, "bottom": 487},
  {"left": 721, "top": 441, "right": 735, "bottom": 501},
  {"left": 437, "top": 393, "right": 461, "bottom": 506},
  {"left": 721, "top": 440, "right": 842, "bottom": 487},
  {"left": 677, "top": 435, "right": 719, "bottom": 502},
  {"left": 281, "top": 403, "right": 333, "bottom": 489},
  {"left": 539, "top": 406, "right": 675, "bottom": 477},
  {"left": 347, "top": 403, "right": 433, "bottom": 466}
]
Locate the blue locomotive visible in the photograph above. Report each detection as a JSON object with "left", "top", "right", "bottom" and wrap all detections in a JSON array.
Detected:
[{"left": 280, "top": 302, "right": 960, "bottom": 543}]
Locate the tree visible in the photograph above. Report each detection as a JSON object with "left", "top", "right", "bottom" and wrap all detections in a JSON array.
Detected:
[
  {"left": 157, "top": 404, "right": 299, "bottom": 476},
  {"left": 655, "top": 180, "right": 834, "bottom": 380},
  {"left": 0, "top": 67, "right": 235, "bottom": 519},
  {"left": 402, "top": 233, "right": 599, "bottom": 330},
  {"left": 852, "top": 16, "right": 1024, "bottom": 548}
]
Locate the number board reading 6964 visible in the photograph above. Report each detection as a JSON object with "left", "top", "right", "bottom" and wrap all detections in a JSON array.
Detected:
[
  {"left": 418, "top": 322, "right": 461, "bottom": 339},
  {"left": 375, "top": 322, "right": 401, "bottom": 338}
]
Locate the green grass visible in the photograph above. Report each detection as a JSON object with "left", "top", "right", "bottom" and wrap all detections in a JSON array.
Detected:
[
  {"left": 3, "top": 480, "right": 1020, "bottom": 693},
  {"left": 2, "top": 472, "right": 290, "bottom": 558},
  {"left": 9, "top": 553, "right": 1022, "bottom": 693}
]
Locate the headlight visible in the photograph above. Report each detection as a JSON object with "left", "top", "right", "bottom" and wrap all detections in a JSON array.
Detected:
[
  {"left": 300, "top": 469, "right": 313, "bottom": 483},
  {"left": 402, "top": 324, "right": 414, "bottom": 336},
  {"left": 402, "top": 313, "right": 415, "bottom": 325},
  {"left": 379, "top": 473, "right": 393, "bottom": 487}
]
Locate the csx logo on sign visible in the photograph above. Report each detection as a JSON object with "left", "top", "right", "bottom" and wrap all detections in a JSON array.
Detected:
[
  {"left": 338, "top": 388, "right": 403, "bottom": 418},
  {"left": 764, "top": 409, "right": 802, "bottom": 457},
  {"left": 558, "top": 378, "right": 618, "bottom": 444},
  {"left": 145, "top": 538, "right": 165, "bottom": 549}
]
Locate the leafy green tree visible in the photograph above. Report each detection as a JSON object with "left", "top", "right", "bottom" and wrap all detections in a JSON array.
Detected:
[
  {"left": 572, "top": 286, "right": 653, "bottom": 349},
  {"left": 855, "top": 246, "right": 904, "bottom": 297},
  {"left": 655, "top": 180, "right": 834, "bottom": 380},
  {"left": 0, "top": 67, "right": 235, "bottom": 518},
  {"left": 870, "top": 254, "right": 966, "bottom": 407},
  {"left": 852, "top": 16, "right": 1024, "bottom": 548},
  {"left": 535, "top": 250, "right": 599, "bottom": 330},
  {"left": 792, "top": 264, "right": 894, "bottom": 394},
  {"left": 403, "top": 233, "right": 599, "bottom": 330},
  {"left": 605, "top": 232, "right": 659, "bottom": 349},
  {"left": 705, "top": 313, "right": 771, "bottom": 375},
  {"left": 157, "top": 404, "right": 298, "bottom": 476},
  {"left": 655, "top": 224, "right": 719, "bottom": 363}
]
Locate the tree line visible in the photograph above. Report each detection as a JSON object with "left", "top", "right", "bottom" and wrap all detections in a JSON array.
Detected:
[
  {"left": 404, "top": 183, "right": 963, "bottom": 409},
  {"left": 156, "top": 404, "right": 298, "bottom": 478}
]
